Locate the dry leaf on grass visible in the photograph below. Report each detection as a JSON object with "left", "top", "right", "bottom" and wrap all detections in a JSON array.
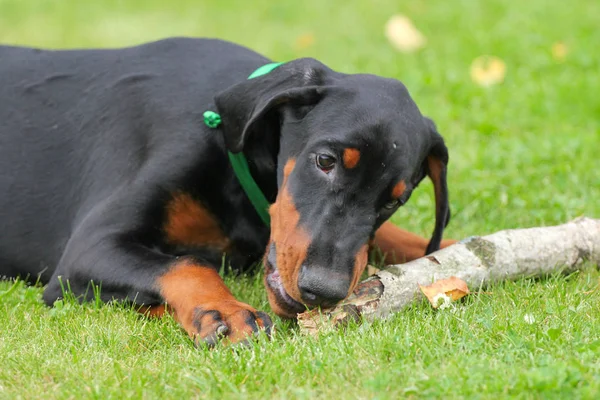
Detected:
[
  {"left": 551, "top": 42, "right": 568, "bottom": 61},
  {"left": 295, "top": 32, "right": 315, "bottom": 50},
  {"left": 384, "top": 15, "right": 426, "bottom": 53},
  {"left": 367, "top": 265, "right": 381, "bottom": 276},
  {"left": 470, "top": 56, "right": 506, "bottom": 87},
  {"left": 418, "top": 276, "right": 470, "bottom": 309}
]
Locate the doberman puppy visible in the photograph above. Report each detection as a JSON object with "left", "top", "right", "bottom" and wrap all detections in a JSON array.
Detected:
[{"left": 0, "top": 38, "right": 454, "bottom": 346}]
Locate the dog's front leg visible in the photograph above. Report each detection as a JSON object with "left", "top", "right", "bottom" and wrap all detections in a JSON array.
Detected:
[
  {"left": 156, "top": 260, "right": 273, "bottom": 346},
  {"left": 43, "top": 187, "right": 272, "bottom": 347}
]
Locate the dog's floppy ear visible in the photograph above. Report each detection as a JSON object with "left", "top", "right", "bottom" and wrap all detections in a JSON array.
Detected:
[
  {"left": 214, "top": 60, "right": 327, "bottom": 153},
  {"left": 423, "top": 117, "right": 451, "bottom": 255}
]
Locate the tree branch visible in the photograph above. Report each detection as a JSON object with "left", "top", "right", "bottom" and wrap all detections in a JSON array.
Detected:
[{"left": 298, "top": 217, "right": 600, "bottom": 335}]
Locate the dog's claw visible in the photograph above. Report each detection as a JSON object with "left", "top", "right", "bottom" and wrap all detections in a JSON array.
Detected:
[
  {"left": 216, "top": 324, "right": 229, "bottom": 336},
  {"left": 256, "top": 311, "right": 274, "bottom": 336},
  {"left": 192, "top": 305, "right": 274, "bottom": 348}
]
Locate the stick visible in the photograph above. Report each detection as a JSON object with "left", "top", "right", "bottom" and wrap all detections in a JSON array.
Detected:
[{"left": 297, "top": 217, "right": 600, "bottom": 335}]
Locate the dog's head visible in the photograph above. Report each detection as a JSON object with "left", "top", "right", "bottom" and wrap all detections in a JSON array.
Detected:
[{"left": 215, "top": 59, "right": 450, "bottom": 318}]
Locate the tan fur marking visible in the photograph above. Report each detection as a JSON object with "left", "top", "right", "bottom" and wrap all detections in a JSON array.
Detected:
[
  {"left": 267, "top": 159, "right": 310, "bottom": 305},
  {"left": 370, "top": 222, "right": 456, "bottom": 264},
  {"left": 137, "top": 304, "right": 167, "bottom": 318},
  {"left": 391, "top": 180, "right": 407, "bottom": 199},
  {"left": 164, "top": 192, "right": 229, "bottom": 250},
  {"left": 283, "top": 159, "right": 296, "bottom": 179},
  {"left": 372, "top": 221, "right": 429, "bottom": 264},
  {"left": 427, "top": 156, "right": 443, "bottom": 211},
  {"left": 343, "top": 148, "right": 361, "bottom": 169},
  {"left": 348, "top": 244, "right": 369, "bottom": 296},
  {"left": 265, "top": 276, "right": 296, "bottom": 318}
]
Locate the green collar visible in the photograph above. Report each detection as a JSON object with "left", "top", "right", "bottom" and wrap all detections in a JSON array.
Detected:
[{"left": 203, "top": 62, "right": 284, "bottom": 226}]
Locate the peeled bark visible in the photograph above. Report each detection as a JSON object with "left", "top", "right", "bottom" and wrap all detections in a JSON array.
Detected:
[{"left": 298, "top": 217, "right": 600, "bottom": 335}]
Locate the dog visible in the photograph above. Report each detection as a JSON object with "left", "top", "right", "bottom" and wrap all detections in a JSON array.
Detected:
[{"left": 0, "top": 38, "right": 454, "bottom": 346}]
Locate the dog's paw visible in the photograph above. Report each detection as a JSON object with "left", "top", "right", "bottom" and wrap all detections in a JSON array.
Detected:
[{"left": 191, "top": 301, "right": 273, "bottom": 347}]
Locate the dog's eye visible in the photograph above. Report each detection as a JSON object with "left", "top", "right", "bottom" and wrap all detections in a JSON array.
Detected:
[
  {"left": 316, "top": 154, "right": 336, "bottom": 173},
  {"left": 383, "top": 200, "right": 399, "bottom": 210},
  {"left": 383, "top": 198, "right": 404, "bottom": 210}
]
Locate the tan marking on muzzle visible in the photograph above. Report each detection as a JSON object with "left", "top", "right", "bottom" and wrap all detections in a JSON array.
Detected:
[
  {"left": 264, "top": 276, "right": 298, "bottom": 319},
  {"left": 268, "top": 159, "right": 309, "bottom": 304},
  {"left": 348, "top": 244, "right": 369, "bottom": 296}
]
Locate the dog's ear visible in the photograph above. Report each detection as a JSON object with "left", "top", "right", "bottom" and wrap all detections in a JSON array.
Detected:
[
  {"left": 422, "top": 117, "right": 451, "bottom": 255},
  {"left": 214, "top": 60, "right": 328, "bottom": 153}
]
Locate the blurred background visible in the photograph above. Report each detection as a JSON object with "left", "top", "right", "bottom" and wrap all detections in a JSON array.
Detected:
[{"left": 1, "top": 0, "right": 598, "bottom": 238}]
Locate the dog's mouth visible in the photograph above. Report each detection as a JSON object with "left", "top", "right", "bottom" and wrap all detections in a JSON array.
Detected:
[{"left": 263, "top": 247, "right": 306, "bottom": 318}]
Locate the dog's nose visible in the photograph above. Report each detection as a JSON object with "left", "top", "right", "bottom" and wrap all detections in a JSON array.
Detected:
[{"left": 298, "top": 265, "right": 349, "bottom": 307}]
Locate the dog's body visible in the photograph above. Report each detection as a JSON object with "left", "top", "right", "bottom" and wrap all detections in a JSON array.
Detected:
[{"left": 0, "top": 38, "right": 453, "bottom": 345}]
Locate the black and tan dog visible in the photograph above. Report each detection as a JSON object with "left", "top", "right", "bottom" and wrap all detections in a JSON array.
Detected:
[{"left": 0, "top": 38, "right": 454, "bottom": 345}]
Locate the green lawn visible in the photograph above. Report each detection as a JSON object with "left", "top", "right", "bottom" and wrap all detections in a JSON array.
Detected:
[{"left": 1, "top": 0, "right": 599, "bottom": 398}]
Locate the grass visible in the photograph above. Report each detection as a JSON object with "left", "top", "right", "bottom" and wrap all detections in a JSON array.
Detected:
[
  {"left": 1, "top": 0, "right": 599, "bottom": 398},
  {"left": 2, "top": 270, "right": 600, "bottom": 398}
]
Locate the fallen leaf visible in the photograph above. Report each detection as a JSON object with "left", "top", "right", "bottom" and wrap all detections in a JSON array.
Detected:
[
  {"left": 551, "top": 42, "right": 568, "bottom": 62},
  {"left": 470, "top": 56, "right": 506, "bottom": 87},
  {"left": 367, "top": 265, "right": 381, "bottom": 276},
  {"left": 384, "top": 15, "right": 426, "bottom": 53},
  {"left": 295, "top": 32, "right": 315, "bottom": 50},
  {"left": 418, "top": 276, "right": 470, "bottom": 308}
]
